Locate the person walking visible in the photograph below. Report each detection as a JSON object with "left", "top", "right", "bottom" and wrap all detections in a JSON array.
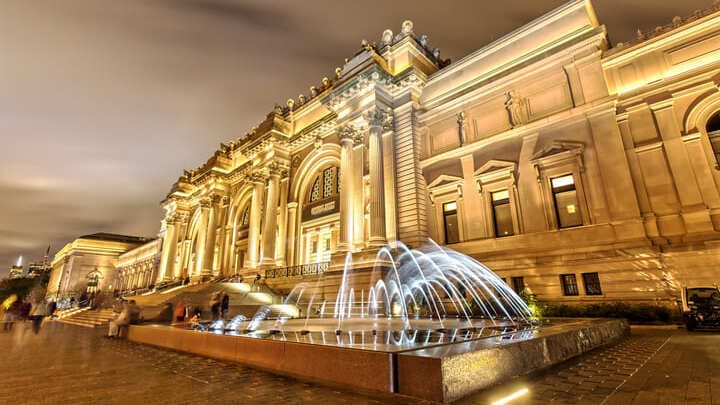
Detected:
[
  {"left": 29, "top": 299, "right": 50, "bottom": 334},
  {"left": 221, "top": 292, "right": 229, "bottom": 321},
  {"left": 175, "top": 299, "right": 187, "bottom": 322},
  {"left": 2, "top": 295, "right": 19, "bottom": 332},
  {"left": 210, "top": 292, "right": 221, "bottom": 321}
]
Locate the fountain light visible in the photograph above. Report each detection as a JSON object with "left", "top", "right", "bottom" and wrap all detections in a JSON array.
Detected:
[{"left": 491, "top": 387, "right": 529, "bottom": 405}]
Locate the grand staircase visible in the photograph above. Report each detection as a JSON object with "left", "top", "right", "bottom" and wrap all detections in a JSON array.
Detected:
[
  {"left": 131, "top": 281, "right": 285, "bottom": 319},
  {"left": 55, "top": 308, "right": 116, "bottom": 328}
]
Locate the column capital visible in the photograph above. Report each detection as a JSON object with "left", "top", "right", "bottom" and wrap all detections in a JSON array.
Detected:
[
  {"left": 339, "top": 124, "right": 357, "bottom": 144},
  {"left": 267, "top": 162, "right": 287, "bottom": 178},
  {"left": 248, "top": 172, "right": 268, "bottom": 184},
  {"left": 364, "top": 107, "right": 394, "bottom": 131}
]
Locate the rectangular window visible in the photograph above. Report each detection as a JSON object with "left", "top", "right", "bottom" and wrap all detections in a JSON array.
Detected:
[
  {"left": 551, "top": 174, "right": 582, "bottom": 228},
  {"left": 491, "top": 190, "right": 514, "bottom": 237},
  {"left": 582, "top": 272, "right": 602, "bottom": 295},
  {"left": 443, "top": 201, "right": 460, "bottom": 244},
  {"left": 510, "top": 276, "right": 524, "bottom": 295},
  {"left": 311, "top": 240, "right": 318, "bottom": 254},
  {"left": 560, "top": 273, "right": 579, "bottom": 296}
]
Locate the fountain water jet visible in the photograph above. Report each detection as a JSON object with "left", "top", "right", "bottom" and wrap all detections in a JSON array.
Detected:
[{"left": 245, "top": 240, "right": 533, "bottom": 339}]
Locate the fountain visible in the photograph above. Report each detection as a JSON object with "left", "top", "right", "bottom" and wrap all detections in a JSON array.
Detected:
[
  {"left": 127, "top": 241, "right": 630, "bottom": 402},
  {"left": 235, "top": 240, "right": 537, "bottom": 350}
]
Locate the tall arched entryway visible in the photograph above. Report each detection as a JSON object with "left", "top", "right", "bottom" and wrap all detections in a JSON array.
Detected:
[
  {"left": 223, "top": 185, "right": 254, "bottom": 274},
  {"left": 707, "top": 112, "right": 720, "bottom": 167},
  {"left": 289, "top": 144, "right": 342, "bottom": 267},
  {"left": 298, "top": 164, "right": 340, "bottom": 264}
]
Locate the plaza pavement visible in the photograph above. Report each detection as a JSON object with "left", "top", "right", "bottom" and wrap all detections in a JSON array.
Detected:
[{"left": 0, "top": 322, "right": 717, "bottom": 404}]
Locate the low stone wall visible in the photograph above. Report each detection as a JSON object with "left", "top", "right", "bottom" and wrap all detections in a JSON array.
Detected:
[
  {"left": 397, "top": 318, "right": 630, "bottom": 402},
  {"left": 127, "top": 325, "right": 395, "bottom": 392},
  {"left": 128, "top": 318, "right": 628, "bottom": 402}
]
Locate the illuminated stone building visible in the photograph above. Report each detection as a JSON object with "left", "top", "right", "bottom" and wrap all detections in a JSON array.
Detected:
[
  {"left": 115, "top": 238, "right": 161, "bottom": 293},
  {"left": 8, "top": 257, "right": 23, "bottom": 280},
  {"left": 154, "top": 0, "right": 720, "bottom": 305},
  {"left": 46, "top": 233, "right": 151, "bottom": 298}
]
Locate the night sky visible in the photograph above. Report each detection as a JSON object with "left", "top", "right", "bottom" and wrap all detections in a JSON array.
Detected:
[{"left": 0, "top": 0, "right": 710, "bottom": 275}]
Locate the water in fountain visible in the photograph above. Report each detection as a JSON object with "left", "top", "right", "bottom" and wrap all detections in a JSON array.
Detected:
[{"left": 243, "top": 240, "right": 533, "bottom": 339}]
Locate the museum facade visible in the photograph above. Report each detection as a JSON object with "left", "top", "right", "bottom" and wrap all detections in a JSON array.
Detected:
[{"left": 150, "top": 0, "right": 720, "bottom": 305}]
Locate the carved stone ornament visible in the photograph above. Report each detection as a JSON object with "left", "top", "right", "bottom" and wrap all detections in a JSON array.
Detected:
[
  {"left": 419, "top": 34, "right": 428, "bottom": 47},
  {"left": 364, "top": 108, "right": 394, "bottom": 131},
  {"left": 248, "top": 172, "right": 267, "bottom": 184},
  {"left": 381, "top": 29, "right": 393, "bottom": 44},
  {"left": 314, "top": 134, "right": 324, "bottom": 150},
  {"left": 401, "top": 20, "right": 414, "bottom": 35},
  {"left": 505, "top": 90, "right": 529, "bottom": 127},
  {"left": 457, "top": 111, "right": 467, "bottom": 146},
  {"left": 339, "top": 125, "right": 356, "bottom": 142}
]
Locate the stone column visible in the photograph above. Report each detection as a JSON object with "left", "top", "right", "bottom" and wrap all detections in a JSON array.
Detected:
[
  {"left": 193, "top": 201, "right": 210, "bottom": 276},
  {"left": 276, "top": 176, "right": 289, "bottom": 265},
  {"left": 651, "top": 102, "right": 704, "bottom": 209},
  {"left": 158, "top": 216, "right": 178, "bottom": 281},
  {"left": 367, "top": 108, "right": 391, "bottom": 247},
  {"left": 201, "top": 195, "right": 221, "bottom": 277},
  {"left": 261, "top": 170, "right": 281, "bottom": 266},
  {"left": 215, "top": 197, "right": 229, "bottom": 276},
  {"left": 247, "top": 175, "right": 265, "bottom": 268},
  {"left": 286, "top": 202, "right": 298, "bottom": 266},
  {"left": 352, "top": 137, "right": 366, "bottom": 249},
  {"left": 221, "top": 226, "right": 233, "bottom": 275},
  {"left": 338, "top": 126, "right": 355, "bottom": 251}
]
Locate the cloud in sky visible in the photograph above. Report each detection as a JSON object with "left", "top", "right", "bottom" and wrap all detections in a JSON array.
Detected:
[{"left": 0, "top": 0, "right": 709, "bottom": 275}]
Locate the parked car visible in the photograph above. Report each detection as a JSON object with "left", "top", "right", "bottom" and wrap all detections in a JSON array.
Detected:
[{"left": 680, "top": 286, "right": 720, "bottom": 331}]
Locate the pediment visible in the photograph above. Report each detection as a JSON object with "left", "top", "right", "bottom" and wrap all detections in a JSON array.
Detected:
[
  {"left": 426, "top": 174, "right": 463, "bottom": 189},
  {"left": 530, "top": 141, "right": 584, "bottom": 162},
  {"left": 474, "top": 160, "right": 517, "bottom": 176}
]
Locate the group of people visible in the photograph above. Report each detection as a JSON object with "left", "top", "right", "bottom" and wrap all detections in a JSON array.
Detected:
[
  {"left": 105, "top": 289, "right": 232, "bottom": 337},
  {"left": 1, "top": 294, "right": 56, "bottom": 334},
  {"left": 106, "top": 299, "right": 142, "bottom": 338}
]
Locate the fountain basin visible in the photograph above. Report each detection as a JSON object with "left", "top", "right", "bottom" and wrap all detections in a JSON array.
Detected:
[
  {"left": 127, "top": 317, "right": 628, "bottom": 402},
  {"left": 397, "top": 317, "right": 629, "bottom": 402}
]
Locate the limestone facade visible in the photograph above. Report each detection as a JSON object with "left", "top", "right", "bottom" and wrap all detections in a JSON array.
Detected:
[
  {"left": 46, "top": 233, "right": 151, "bottom": 299},
  {"left": 154, "top": 0, "right": 720, "bottom": 305},
  {"left": 115, "top": 238, "right": 161, "bottom": 293}
]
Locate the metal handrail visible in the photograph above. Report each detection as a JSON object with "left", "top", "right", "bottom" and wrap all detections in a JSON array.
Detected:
[{"left": 264, "top": 262, "right": 330, "bottom": 279}]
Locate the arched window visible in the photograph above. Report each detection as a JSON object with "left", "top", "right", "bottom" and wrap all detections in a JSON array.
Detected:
[
  {"left": 240, "top": 205, "right": 250, "bottom": 227},
  {"left": 307, "top": 166, "right": 339, "bottom": 203},
  {"left": 310, "top": 178, "right": 320, "bottom": 202},
  {"left": 707, "top": 112, "right": 720, "bottom": 167}
]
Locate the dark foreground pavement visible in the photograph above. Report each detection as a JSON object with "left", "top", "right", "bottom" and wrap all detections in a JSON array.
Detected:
[{"left": 0, "top": 322, "right": 717, "bottom": 404}]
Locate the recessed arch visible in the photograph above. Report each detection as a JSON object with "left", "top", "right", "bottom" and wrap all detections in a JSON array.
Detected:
[
  {"left": 290, "top": 144, "right": 341, "bottom": 203},
  {"left": 290, "top": 144, "right": 342, "bottom": 266},
  {"left": 683, "top": 90, "right": 720, "bottom": 134}
]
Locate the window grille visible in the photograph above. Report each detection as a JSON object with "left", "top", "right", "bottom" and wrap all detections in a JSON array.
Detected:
[{"left": 560, "top": 273, "right": 579, "bottom": 296}]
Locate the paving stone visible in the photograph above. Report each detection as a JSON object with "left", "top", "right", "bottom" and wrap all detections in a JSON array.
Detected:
[{"left": 2, "top": 323, "right": 717, "bottom": 404}]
